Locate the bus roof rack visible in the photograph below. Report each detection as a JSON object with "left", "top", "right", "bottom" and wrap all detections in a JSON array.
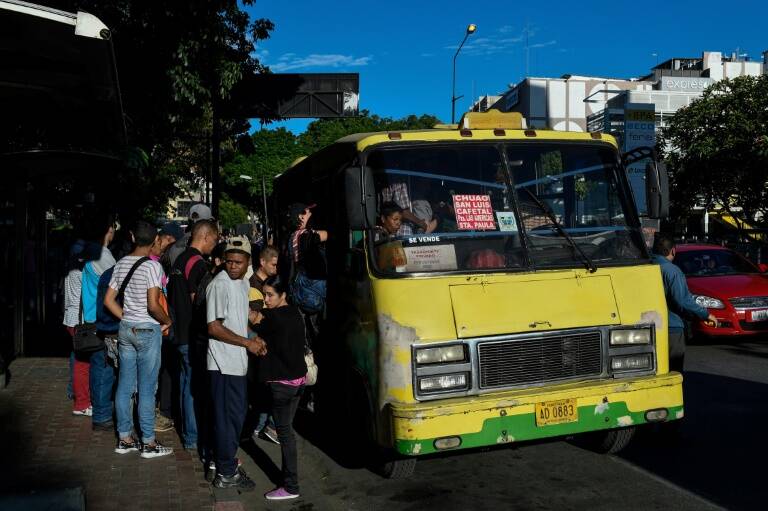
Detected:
[{"left": 459, "top": 109, "right": 526, "bottom": 130}]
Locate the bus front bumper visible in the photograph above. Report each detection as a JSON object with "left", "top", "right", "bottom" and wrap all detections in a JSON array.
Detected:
[{"left": 390, "top": 373, "right": 683, "bottom": 456}]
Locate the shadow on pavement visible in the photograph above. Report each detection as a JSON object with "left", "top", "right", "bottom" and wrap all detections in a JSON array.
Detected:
[
  {"left": 620, "top": 370, "right": 766, "bottom": 511},
  {"left": 239, "top": 438, "right": 283, "bottom": 485}
]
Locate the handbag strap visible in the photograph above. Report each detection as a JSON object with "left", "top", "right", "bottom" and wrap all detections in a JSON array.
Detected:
[{"left": 118, "top": 256, "right": 151, "bottom": 300}]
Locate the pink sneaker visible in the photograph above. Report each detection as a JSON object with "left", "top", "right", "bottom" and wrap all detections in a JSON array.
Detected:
[{"left": 265, "top": 487, "right": 299, "bottom": 500}]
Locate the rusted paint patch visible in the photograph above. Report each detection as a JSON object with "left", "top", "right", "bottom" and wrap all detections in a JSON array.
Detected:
[
  {"left": 378, "top": 314, "right": 418, "bottom": 404},
  {"left": 676, "top": 409, "right": 684, "bottom": 419},
  {"left": 411, "top": 442, "right": 422, "bottom": 454},
  {"left": 640, "top": 310, "right": 663, "bottom": 330},
  {"left": 594, "top": 397, "right": 610, "bottom": 415},
  {"left": 496, "top": 434, "right": 515, "bottom": 444},
  {"left": 617, "top": 415, "right": 634, "bottom": 426}
]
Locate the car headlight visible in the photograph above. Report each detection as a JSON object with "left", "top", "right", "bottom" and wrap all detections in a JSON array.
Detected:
[
  {"left": 693, "top": 295, "right": 725, "bottom": 309},
  {"left": 418, "top": 373, "right": 469, "bottom": 392},
  {"left": 610, "top": 328, "right": 652, "bottom": 346},
  {"left": 415, "top": 345, "right": 467, "bottom": 365}
]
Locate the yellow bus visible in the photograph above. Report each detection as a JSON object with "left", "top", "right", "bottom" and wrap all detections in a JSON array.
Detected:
[{"left": 274, "top": 110, "right": 679, "bottom": 478}]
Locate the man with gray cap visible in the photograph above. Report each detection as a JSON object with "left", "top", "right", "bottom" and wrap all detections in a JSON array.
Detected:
[{"left": 167, "top": 203, "right": 214, "bottom": 266}]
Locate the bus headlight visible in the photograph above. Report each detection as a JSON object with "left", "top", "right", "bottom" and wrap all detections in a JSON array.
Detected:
[
  {"left": 610, "top": 328, "right": 652, "bottom": 346},
  {"left": 693, "top": 295, "right": 724, "bottom": 309},
  {"left": 611, "top": 354, "right": 652, "bottom": 371},
  {"left": 415, "top": 345, "right": 467, "bottom": 365},
  {"left": 418, "top": 373, "right": 469, "bottom": 392}
]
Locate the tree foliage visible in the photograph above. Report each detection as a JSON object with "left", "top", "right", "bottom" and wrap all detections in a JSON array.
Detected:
[
  {"left": 47, "top": 0, "right": 274, "bottom": 220},
  {"left": 660, "top": 75, "right": 768, "bottom": 232},
  {"left": 222, "top": 110, "right": 443, "bottom": 211}
]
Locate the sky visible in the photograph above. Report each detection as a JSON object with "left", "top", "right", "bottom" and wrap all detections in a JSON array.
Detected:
[{"left": 244, "top": 0, "right": 768, "bottom": 133}]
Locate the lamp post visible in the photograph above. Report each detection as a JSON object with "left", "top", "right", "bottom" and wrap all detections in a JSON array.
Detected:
[{"left": 451, "top": 23, "right": 477, "bottom": 124}]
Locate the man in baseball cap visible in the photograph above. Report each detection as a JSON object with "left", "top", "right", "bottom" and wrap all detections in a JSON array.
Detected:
[
  {"left": 190, "top": 203, "right": 213, "bottom": 221},
  {"left": 167, "top": 204, "right": 216, "bottom": 266},
  {"left": 206, "top": 233, "right": 263, "bottom": 491}
]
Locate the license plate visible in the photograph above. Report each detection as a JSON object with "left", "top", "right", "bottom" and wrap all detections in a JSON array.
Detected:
[
  {"left": 750, "top": 309, "right": 768, "bottom": 322},
  {"left": 535, "top": 398, "right": 578, "bottom": 426}
]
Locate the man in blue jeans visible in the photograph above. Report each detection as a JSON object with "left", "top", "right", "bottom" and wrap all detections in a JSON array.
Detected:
[
  {"left": 104, "top": 221, "right": 174, "bottom": 458},
  {"left": 167, "top": 219, "right": 219, "bottom": 452},
  {"left": 652, "top": 235, "right": 718, "bottom": 372},
  {"left": 90, "top": 265, "right": 121, "bottom": 431}
]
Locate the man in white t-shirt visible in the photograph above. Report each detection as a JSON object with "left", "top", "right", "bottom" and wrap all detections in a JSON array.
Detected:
[
  {"left": 206, "top": 236, "right": 265, "bottom": 490},
  {"left": 104, "top": 220, "right": 174, "bottom": 459}
]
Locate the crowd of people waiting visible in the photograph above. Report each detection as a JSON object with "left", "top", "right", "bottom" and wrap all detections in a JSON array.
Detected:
[{"left": 62, "top": 202, "right": 326, "bottom": 501}]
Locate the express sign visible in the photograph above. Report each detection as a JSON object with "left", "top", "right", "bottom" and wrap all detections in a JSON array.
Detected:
[{"left": 659, "top": 77, "right": 713, "bottom": 92}]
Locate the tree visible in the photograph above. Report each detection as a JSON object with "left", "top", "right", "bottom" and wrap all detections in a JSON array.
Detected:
[
  {"left": 221, "top": 110, "right": 443, "bottom": 212},
  {"left": 218, "top": 194, "right": 249, "bottom": 230},
  {"left": 48, "top": 0, "right": 275, "bottom": 220},
  {"left": 660, "top": 75, "right": 768, "bottom": 236}
]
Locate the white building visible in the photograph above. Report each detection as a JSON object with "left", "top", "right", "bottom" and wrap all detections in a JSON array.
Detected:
[{"left": 489, "top": 50, "right": 767, "bottom": 132}]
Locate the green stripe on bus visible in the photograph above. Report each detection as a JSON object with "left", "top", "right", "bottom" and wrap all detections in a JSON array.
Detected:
[{"left": 395, "top": 402, "right": 684, "bottom": 456}]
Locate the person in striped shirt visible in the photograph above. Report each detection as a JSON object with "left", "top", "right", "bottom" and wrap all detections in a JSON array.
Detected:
[{"left": 104, "top": 221, "right": 174, "bottom": 459}]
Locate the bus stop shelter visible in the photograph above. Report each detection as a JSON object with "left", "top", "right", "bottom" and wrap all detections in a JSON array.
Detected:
[{"left": 0, "top": 0, "right": 125, "bottom": 365}]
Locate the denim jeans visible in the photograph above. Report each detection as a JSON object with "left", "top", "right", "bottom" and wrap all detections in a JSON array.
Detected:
[
  {"left": 89, "top": 346, "right": 116, "bottom": 424},
  {"left": 115, "top": 321, "right": 162, "bottom": 444},
  {"left": 177, "top": 344, "right": 198, "bottom": 448},
  {"left": 270, "top": 382, "right": 304, "bottom": 494}
]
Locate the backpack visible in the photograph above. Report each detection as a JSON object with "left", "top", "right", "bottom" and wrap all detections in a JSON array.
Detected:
[
  {"left": 167, "top": 253, "right": 208, "bottom": 345},
  {"left": 288, "top": 231, "right": 327, "bottom": 314}
]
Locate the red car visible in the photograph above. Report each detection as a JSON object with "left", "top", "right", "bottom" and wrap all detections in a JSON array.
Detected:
[{"left": 673, "top": 244, "right": 768, "bottom": 336}]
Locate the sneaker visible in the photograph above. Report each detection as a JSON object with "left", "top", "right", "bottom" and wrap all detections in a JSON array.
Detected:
[
  {"left": 92, "top": 420, "right": 114, "bottom": 432},
  {"left": 265, "top": 487, "right": 299, "bottom": 500},
  {"left": 140, "top": 441, "right": 173, "bottom": 459},
  {"left": 261, "top": 426, "right": 280, "bottom": 445},
  {"left": 213, "top": 467, "right": 255, "bottom": 491},
  {"left": 205, "top": 458, "right": 242, "bottom": 482},
  {"left": 72, "top": 406, "right": 93, "bottom": 417},
  {"left": 115, "top": 439, "right": 140, "bottom": 454},
  {"left": 154, "top": 411, "right": 174, "bottom": 432},
  {"left": 205, "top": 461, "right": 217, "bottom": 483}
]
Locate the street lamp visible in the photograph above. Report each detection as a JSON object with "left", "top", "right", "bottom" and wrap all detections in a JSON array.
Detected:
[{"left": 451, "top": 23, "right": 477, "bottom": 124}]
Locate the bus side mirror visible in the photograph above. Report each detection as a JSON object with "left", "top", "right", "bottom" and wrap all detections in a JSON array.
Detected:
[
  {"left": 345, "top": 166, "right": 376, "bottom": 229},
  {"left": 645, "top": 160, "right": 669, "bottom": 219}
]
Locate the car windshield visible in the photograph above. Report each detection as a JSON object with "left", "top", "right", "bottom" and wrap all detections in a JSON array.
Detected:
[
  {"left": 674, "top": 249, "right": 759, "bottom": 276},
  {"left": 366, "top": 143, "right": 646, "bottom": 275}
]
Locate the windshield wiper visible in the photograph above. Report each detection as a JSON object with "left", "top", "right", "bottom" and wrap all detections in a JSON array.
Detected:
[{"left": 520, "top": 187, "right": 597, "bottom": 273}]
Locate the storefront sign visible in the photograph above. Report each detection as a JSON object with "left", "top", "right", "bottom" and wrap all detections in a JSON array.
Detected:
[
  {"left": 623, "top": 103, "right": 656, "bottom": 215},
  {"left": 404, "top": 244, "right": 458, "bottom": 272},
  {"left": 658, "top": 77, "right": 713, "bottom": 92},
  {"left": 453, "top": 194, "right": 496, "bottom": 230}
]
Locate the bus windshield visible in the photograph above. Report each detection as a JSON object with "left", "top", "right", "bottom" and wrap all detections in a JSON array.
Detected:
[{"left": 367, "top": 143, "right": 645, "bottom": 275}]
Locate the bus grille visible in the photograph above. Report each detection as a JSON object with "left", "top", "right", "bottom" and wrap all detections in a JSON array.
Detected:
[{"left": 477, "top": 331, "right": 603, "bottom": 388}]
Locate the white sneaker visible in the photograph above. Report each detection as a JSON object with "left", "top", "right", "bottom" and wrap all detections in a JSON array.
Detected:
[{"left": 72, "top": 406, "right": 93, "bottom": 417}]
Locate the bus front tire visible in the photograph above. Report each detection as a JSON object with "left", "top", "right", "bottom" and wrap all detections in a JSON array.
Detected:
[
  {"left": 379, "top": 455, "right": 417, "bottom": 479},
  {"left": 573, "top": 426, "right": 636, "bottom": 454}
]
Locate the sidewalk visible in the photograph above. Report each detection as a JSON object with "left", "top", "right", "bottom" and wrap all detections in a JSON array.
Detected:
[
  {"left": 0, "top": 357, "right": 213, "bottom": 511},
  {"left": 0, "top": 357, "right": 340, "bottom": 511}
]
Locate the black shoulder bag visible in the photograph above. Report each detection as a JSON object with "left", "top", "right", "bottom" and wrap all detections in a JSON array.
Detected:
[{"left": 73, "top": 280, "right": 105, "bottom": 355}]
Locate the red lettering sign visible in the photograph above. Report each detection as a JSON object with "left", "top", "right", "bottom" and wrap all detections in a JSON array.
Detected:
[{"left": 453, "top": 194, "right": 496, "bottom": 230}]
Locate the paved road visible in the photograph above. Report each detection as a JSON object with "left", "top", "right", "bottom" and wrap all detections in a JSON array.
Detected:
[{"left": 230, "top": 335, "right": 767, "bottom": 510}]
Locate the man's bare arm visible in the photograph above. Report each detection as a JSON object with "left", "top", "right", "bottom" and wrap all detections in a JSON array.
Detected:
[
  {"left": 104, "top": 287, "right": 123, "bottom": 319},
  {"left": 208, "top": 320, "right": 265, "bottom": 354}
]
